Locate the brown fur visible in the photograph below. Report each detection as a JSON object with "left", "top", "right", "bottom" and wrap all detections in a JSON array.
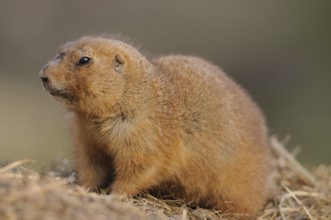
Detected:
[{"left": 39, "top": 36, "right": 272, "bottom": 217}]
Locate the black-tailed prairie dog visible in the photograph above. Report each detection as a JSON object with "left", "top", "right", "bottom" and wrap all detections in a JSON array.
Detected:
[{"left": 39, "top": 36, "right": 272, "bottom": 217}]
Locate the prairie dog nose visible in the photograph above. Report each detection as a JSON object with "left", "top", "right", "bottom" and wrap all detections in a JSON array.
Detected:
[
  {"left": 40, "top": 75, "right": 49, "bottom": 84},
  {"left": 39, "top": 64, "right": 50, "bottom": 85},
  {"left": 39, "top": 64, "right": 49, "bottom": 84}
]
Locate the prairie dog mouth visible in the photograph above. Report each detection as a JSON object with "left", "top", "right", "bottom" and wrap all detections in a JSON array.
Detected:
[{"left": 43, "top": 83, "right": 76, "bottom": 102}]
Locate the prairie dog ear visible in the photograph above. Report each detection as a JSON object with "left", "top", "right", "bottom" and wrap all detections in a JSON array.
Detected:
[{"left": 113, "top": 54, "right": 125, "bottom": 73}]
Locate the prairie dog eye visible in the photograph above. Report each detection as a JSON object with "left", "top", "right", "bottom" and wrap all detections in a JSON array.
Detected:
[{"left": 76, "top": 56, "right": 91, "bottom": 66}]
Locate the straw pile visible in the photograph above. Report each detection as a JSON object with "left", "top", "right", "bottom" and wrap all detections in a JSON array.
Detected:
[{"left": 0, "top": 136, "right": 330, "bottom": 220}]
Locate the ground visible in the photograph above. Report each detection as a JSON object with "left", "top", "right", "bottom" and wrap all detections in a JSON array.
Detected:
[{"left": 0, "top": 137, "right": 330, "bottom": 220}]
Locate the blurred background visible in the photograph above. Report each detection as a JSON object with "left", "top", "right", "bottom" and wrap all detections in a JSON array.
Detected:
[{"left": 0, "top": 0, "right": 330, "bottom": 169}]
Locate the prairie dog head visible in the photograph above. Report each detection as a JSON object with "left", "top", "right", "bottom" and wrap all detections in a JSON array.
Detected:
[{"left": 39, "top": 36, "right": 147, "bottom": 116}]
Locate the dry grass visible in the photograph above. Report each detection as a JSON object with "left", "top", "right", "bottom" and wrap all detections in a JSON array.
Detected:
[{"left": 0, "top": 136, "right": 330, "bottom": 220}]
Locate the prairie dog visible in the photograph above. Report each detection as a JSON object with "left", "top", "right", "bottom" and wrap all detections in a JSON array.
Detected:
[{"left": 39, "top": 36, "right": 271, "bottom": 216}]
